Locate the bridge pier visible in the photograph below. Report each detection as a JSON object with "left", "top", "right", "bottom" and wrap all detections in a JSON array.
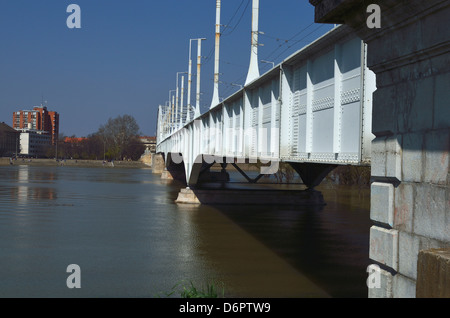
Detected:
[
  {"left": 289, "top": 163, "right": 337, "bottom": 189},
  {"left": 175, "top": 158, "right": 327, "bottom": 205},
  {"left": 175, "top": 185, "right": 325, "bottom": 206},
  {"left": 310, "top": 0, "right": 450, "bottom": 297},
  {"left": 151, "top": 153, "right": 165, "bottom": 174}
]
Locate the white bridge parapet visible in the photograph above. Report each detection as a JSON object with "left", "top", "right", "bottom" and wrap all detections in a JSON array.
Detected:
[{"left": 156, "top": 25, "right": 376, "bottom": 186}]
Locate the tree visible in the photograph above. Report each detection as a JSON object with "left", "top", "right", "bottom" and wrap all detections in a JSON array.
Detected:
[
  {"left": 97, "top": 114, "right": 142, "bottom": 160},
  {"left": 122, "top": 136, "right": 146, "bottom": 161}
]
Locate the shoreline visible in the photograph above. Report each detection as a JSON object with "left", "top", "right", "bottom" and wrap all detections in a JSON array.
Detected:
[{"left": 0, "top": 157, "right": 150, "bottom": 169}]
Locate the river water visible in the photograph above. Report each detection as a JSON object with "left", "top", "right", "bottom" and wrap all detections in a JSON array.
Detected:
[{"left": 0, "top": 165, "right": 371, "bottom": 298}]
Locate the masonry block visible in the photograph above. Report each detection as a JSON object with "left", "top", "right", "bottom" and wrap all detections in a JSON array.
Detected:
[
  {"left": 371, "top": 135, "right": 402, "bottom": 180},
  {"left": 398, "top": 231, "right": 420, "bottom": 280},
  {"left": 371, "top": 137, "right": 387, "bottom": 177},
  {"left": 372, "top": 87, "right": 396, "bottom": 136},
  {"left": 369, "top": 226, "right": 399, "bottom": 271},
  {"left": 396, "top": 78, "right": 434, "bottom": 133},
  {"left": 420, "top": 5, "right": 450, "bottom": 53},
  {"left": 394, "top": 183, "right": 414, "bottom": 232},
  {"left": 385, "top": 135, "right": 402, "bottom": 181},
  {"left": 393, "top": 274, "right": 416, "bottom": 298},
  {"left": 434, "top": 72, "right": 450, "bottom": 130},
  {"left": 367, "top": 266, "right": 393, "bottom": 298},
  {"left": 402, "top": 133, "right": 424, "bottom": 183},
  {"left": 371, "top": 182, "right": 394, "bottom": 227},
  {"left": 424, "top": 130, "right": 449, "bottom": 185},
  {"left": 413, "top": 184, "right": 449, "bottom": 242},
  {"left": 416, "top": 248, "right": 450, "bottom": 298}
]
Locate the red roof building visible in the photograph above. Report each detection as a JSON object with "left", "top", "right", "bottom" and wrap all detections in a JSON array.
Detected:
[{"left": 13, "top": 106, "right": 59, "bottom": 145}]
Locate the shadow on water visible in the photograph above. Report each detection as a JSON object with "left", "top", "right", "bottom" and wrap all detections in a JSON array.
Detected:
[
  {"left": 176, "top": 176, "right": 372, "bottom": 298},
  {"left": 224, "top": 189, "right": 370, "bottom": 298}
]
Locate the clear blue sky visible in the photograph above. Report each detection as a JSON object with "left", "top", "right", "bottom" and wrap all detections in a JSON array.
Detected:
[{"left": 0, "top": 0, "right": 333, "bottom": 137}]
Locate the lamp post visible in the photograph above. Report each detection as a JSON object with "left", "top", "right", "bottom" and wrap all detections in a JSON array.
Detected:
[
  {"left": 176, "top": 72, "right": 187, "bottom": 129},
  {"left": 187, "top": 38, "right": 206, "bottom": 123},
  {"left": 195, "top": 38, "right": 206, "bottom": 118},
  {"left": 169, "top": 90, "right": 176, "bottom": 133},
  {"left": 175, "top": 72, "right": 187, "bottom": 130}
]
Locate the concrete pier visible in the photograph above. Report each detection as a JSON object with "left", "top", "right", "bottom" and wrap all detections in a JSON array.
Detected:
[
  {"left": 175, "top": 188, "right": 201, "bottom": 204},
  {"left": 160, "top": 169, "right": 173, "bottom": 180},
  {"left": 151, "top": 153, "right": 164, "bottom": 174},
  {"left": 175, "top": 185, "right": 325, "bottom": 206}
]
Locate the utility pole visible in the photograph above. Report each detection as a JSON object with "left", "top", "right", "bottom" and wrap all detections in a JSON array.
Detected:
[
  {"left": 180, "top": 75, "right": 184, "bottom": 127},
  {"left": 210, "top": 0, "right": 221, "bottom": 109},
  {"left": 195, "top": 38, "right": 206, "bottom": 118},
  {"left": 187, "top": 38, "right": 206, "bottom": 123},
  {"left": 245, "top": 0, "right": 261, "bottom": 85}
]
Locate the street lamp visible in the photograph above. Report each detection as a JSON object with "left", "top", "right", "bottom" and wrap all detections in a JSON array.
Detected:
[
  {"left": 187, "top": 38, "right": 206, "bottom": 123},
  {"left": 176, "top": 72, "right": 187, "bottom": 129},
  {"left": 169, "top": 89, "right": 176, "bottom": 132}
]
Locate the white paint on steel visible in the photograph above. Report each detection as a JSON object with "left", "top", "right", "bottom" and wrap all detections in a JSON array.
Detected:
[
  {"left": 245, "top": 0, "right": 260, "bottom": 86},
  {"left": 157, "top": 26, "right": 376, "bottom": 185},
  {"left": 210, "top": 0, "right": 221, "bottom": 109}
]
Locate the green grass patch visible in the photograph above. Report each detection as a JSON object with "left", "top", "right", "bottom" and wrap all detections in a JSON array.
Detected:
[{"left": 157, "top": 280, "right": 225, "bottom": 298}]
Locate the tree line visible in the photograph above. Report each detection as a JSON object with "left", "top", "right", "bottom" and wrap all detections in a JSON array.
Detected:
[{"left": 48, "top": 114, "right": 146, "bottom": 161}]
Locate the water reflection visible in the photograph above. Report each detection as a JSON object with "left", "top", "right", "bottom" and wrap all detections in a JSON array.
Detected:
[{"left": 14, "top": 166, "right": 58, "bottom": 205}]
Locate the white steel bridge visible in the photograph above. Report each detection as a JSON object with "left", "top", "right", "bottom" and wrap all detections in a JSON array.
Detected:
[{"left": 156, "top": 24, "right": 376, "bottom": 189}]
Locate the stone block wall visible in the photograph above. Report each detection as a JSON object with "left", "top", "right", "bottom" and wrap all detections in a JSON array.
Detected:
[{"left": 310, "top": 0, "right": 450, "bottom": 297}]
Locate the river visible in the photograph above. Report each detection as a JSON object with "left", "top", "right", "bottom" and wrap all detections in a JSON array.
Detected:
[{"left": 0, "top": 164, "right": 371, "bottom": 298}]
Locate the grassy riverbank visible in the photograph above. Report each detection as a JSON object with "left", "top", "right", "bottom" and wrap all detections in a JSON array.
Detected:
[{"left": 0, "top": 157, "right": 150, "bottom": 169}]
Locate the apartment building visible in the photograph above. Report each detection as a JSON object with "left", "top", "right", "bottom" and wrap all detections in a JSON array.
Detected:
[{"left": 13, "top": 106, "right": 59, "bottom": 145}]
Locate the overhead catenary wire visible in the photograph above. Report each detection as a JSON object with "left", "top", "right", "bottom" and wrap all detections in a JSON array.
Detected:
[
  {"left": 269, "top": 24, "right": 326, "bottom": 62},
  {"left": 261, "top": 22, "right": 316, "bottom": 61}
]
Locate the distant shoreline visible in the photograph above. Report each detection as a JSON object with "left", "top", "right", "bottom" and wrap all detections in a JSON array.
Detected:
[{"left": 0, "top": 157, "right": 150, "bottom": 169}]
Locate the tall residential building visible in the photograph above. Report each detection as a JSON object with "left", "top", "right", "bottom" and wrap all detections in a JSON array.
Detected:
[{"left": 13, "top": 106, "right": 59, "bottom": 145}]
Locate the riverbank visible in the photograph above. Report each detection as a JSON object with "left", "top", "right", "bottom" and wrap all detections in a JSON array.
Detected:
[{"left": 0, "top": 157, "right": 150, "bottom": 169}]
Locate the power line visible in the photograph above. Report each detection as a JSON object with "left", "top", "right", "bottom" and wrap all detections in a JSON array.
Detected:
[
  {"left": 270, "top": 24, "right": 326, "bottom": 62},
  {"left": 262, "top": 22, "right": 316, "bottom": 61},
  {"left": 221, "top": 0, "right": 247, "bottom": 35},
  {"left": 222, "top": 0, "right": 251, "bottom": 37},
  {"left": 204, "top": 0, "right": 250, "bottom": 66}
]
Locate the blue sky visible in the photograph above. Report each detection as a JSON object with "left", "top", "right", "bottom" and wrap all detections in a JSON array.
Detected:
[{"left": 0, "top": 1, "right": 333, "bottom": 137}]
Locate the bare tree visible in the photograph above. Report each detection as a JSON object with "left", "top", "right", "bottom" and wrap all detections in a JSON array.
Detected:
[{"left": 97, "top": 114, "right": 142, "bottom": 160}]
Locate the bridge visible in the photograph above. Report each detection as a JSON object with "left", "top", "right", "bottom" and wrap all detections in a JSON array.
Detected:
[{"left": 156, "top": 24, "right": 376, "bottom": 195}]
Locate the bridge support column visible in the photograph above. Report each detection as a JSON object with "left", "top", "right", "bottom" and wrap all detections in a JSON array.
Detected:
[
  {"left": 310, "top": 0, "right": 450, "bottom": 298},
  {"left": 160, "top": 168, "right": 173, "bottom": 180},
  {"left": 175, "top": 187, "right": 201, "bottom": 204},
  {"left": 151, "top": 153, "right": 165, "bottom": 174},
  {"left": 160, "top": 153, "right": 187, "bottom": 184},
  {"left": 289, "top": 163, "right": 337, "bottom": 189}
]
